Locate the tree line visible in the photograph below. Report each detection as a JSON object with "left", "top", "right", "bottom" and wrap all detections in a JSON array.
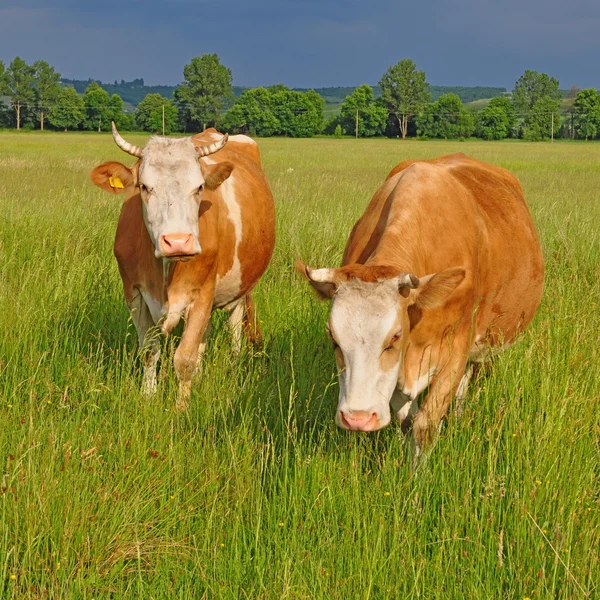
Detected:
[{"left": 1, "top": 54, "right": 599, "bottom": 140}]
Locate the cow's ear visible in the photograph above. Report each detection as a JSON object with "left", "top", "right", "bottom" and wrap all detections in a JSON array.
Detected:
[
  {"left": 296, "top": 260, "right": 338, "bottom": 300},
  {"left": 201, "top": 161, "right": 234, "bottom": 190},
  {"left": 413, "top": 267, "right": 466, "bottom": 310},
  {"left": 90, "top": 161, "right": 137, "bottom": 194}
]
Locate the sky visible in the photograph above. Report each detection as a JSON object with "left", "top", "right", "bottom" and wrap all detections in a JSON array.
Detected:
[{"left": 0, "top": 0, "right": 598, "bottom": 90}]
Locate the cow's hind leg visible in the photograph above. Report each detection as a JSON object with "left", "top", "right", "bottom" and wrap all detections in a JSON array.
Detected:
[
  {"left": 128, "top": 291, "right": 161, "bottom": 396},
  {"left": 227, "top": 294, "right": 263, "bottom": 355}
]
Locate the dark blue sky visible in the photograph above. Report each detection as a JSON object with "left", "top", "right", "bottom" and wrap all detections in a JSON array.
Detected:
[{"left": 0, "top": 0, "right": 598, "bottom": 89}]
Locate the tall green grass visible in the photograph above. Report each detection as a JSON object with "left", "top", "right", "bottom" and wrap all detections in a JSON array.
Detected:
[{"left": 0, "top": 133, "right": 598, "bottom": 598}]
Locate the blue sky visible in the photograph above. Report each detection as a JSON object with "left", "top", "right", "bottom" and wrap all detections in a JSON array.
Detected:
[{"left": 0, "top": 0, "right": 598, "bottom": 89}]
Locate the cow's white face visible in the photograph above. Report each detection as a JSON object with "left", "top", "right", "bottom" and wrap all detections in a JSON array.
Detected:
[
  {"left": 138, "top": 137, "right": 205, "bottom": 260},
  {"left": 327, "top": 278, "right": 410, "bottom": 431},
  {"left": 300, "top": 262, "right": 465, "bottom": 433}
]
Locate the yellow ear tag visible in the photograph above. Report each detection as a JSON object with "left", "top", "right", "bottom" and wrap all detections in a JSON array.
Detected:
[
  {"left": 109, "top": 176, "right": 124, "bottom": 189},
  {"left": 217, "top": 180, "right": 223, "bottom": 185}
]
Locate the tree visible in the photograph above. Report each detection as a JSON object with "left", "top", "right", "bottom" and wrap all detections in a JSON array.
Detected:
[
  {"left": 478, "top": 105, "right": 509, "bottom": 140},
  {"left": 487, "top": 97, "right": 516, "bottom": 136},
  {"left": 174, "top": 54, "right": 233, "bottom": 131},
  {"left": 5, "top": 57, "right": 35, "bottom": 130},
  {"left": 379, "top": 59, "right": 430, "bottom": 139},
  {"left": 512, "top": 70, "right": 561, "bottom": 138},
  {"left": 221, "top": 87, "right": 280, "bottom": 136},
  {"left": 417, "top": 93, "right": 474, "bottom": 139},
  {"left": 83, "top": 82, "right": 112, "bottom": 131},
  {"left": 270, "top": 89, "right": 324, "bottom": 137},
  {"left": 573, "top": 88, "right": 600, "bottom": 140},
  {"left": 512, "top": 70, "right": 561, "bottom": 114},
  {"left": 48, "top": 87, "right": 84, "bottom": 131},
  {"left": 340, "top": 84, "right": 387, "bottom": 137},
  {"left": 0, "top": 60, "right": 6, "bottom": 94},
  {"left": 32, "top": 60, "right": 61, "bottom": 130},
  {"left": 135, "top": 93, "right": 179, "bottom": 134},
  {"left": 522, "top": 96, "right": 561, "bottom": 141},
  {"left": 109, "top": 93, "right": 133, "bottom": 130}
]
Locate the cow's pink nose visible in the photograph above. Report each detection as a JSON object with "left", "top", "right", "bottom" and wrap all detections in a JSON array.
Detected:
[
  {"left": 159, "top": 233, "right": 195, "bottom": 257},
  {"left": 339, "top": 411, "right": 379, "bottom": 432}
]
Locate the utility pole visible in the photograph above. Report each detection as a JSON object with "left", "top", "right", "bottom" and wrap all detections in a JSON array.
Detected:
[
  {"left": 551, "top": 113, "right": 554, "bottom": 142},
  {"left": 162, "top": 103, "right": 165, "bottom": 136},
  {"left": 355, "top": 109, "right": 358, "bottom": 139}
]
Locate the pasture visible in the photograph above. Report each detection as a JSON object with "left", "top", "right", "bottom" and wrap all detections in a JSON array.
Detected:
[{"left": 0, "top": 133, "right": 598, "bottom": 599}]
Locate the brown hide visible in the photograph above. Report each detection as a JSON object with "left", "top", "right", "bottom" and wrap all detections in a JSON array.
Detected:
[{"left": 342, "top": 153, "right": 544, "bottom": 419}]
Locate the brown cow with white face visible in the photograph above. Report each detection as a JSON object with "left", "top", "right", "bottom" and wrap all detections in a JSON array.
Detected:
[
  {"left": 91, "top": 124, "right": 275, "bottom": 409},
  {"left": 299, "top": 153, "right": 544, "bottom": 454}
]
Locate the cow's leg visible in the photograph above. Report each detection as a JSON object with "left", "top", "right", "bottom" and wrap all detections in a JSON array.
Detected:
[
  {"left": 412, "top": 353, "right": 469, "bottom": 456},
  {"left": 242, "top": 294, "right": 263, "bottom": 345},
  {"left": 454, "top": 362, "right": 475, "bottom": 419},
  {"left": 227, "top": 298, "right": 245, "bottom": 355},
  {"left": 390, "top": 389, "right": 418, "bottom": 434},
  {"left": 128, "top": 291, "right": 161, "bottom": 396},
  {"left": 193, "top": 319, "right": 212, "bottom": 378},
  {"left": 173, "top": 291, "right": 213, "bottom": 411}
]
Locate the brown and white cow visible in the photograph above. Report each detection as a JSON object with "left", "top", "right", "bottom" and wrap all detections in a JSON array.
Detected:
[
  {"left": 299, "top": 153, "right": 544, "bottom": 453},
  {"left": 91, "top": 124, "right": 275, "bottom": 410}
]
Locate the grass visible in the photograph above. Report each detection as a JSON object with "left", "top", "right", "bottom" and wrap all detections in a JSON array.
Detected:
[{"left": 0, "top": 133, "right": 598, "bottom": 599}]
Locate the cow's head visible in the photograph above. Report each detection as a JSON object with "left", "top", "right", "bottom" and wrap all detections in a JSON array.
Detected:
[
  {"left": 298, "top": 261, "right": 465, "bottom": 432},
  {"left": 91, "top": 123, "right": 234, "bottom": 260}
]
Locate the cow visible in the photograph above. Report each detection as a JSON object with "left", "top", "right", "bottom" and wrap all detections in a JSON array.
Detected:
[
  {"left": 298, "top": 153, "right": 544, "bottom": 454},
  {"left": 91, "top": 124, "right": 275, "bottom": 410}
]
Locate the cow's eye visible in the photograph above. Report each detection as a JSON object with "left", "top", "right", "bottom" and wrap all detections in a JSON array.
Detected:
[
  {"left": 197, "top": 185, "right": 204, "bottom": 194},
  {"left": 385, "top": 333, "right": 401, "bottom": 351},
  {"left": 140, "top": 183, "right": 148, "bottom": 193}
]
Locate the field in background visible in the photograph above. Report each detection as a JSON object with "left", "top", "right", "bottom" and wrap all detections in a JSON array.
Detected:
[{"left": 0, "top": 134, "right": 598, "bottom": 599}]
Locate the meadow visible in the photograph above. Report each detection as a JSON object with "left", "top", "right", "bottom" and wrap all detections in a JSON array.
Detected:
[{"left": 0, "top": 133, "right": 598, "bottom": 599}]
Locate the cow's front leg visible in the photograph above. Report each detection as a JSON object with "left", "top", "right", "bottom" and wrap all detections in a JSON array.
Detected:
[
  {"left": 412, "top": 354, "right": 468, "bottom": 456},
  {"left": 128, "top": 291, "right": 161, "bottom": 396},
  {"left": 173, "top": 291, "right": 213, "bottom": 411}
]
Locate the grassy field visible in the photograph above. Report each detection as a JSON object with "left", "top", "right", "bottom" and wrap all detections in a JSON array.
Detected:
[{"left": 0, "top": 133, "right": 598, "bottom": 599}]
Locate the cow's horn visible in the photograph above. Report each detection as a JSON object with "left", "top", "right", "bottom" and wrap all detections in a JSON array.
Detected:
[
  {"left": 399, "top": 273, "right": 419, "bottom": 289},
  {"left": 111, "top": 122, "right": 143, "bottom": 158},
  {"left": 196, "top": 133, "right": 229, "bottom": 157}
]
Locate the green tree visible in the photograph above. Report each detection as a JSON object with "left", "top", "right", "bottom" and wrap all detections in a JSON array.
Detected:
[
  {"left": 522, "top": 96, "right": 561, "bottom": 141},
  {"left": 174, "top": 54, "right": 233, "bottom": 131},
  {"left": 48, "top": 87, "right": 84, "bottom": 131},
  {"left": 340, "top": 84, "right": 387, "bottom": 137},
  {"left": 379, "top": 59, "right": 430, "bottom": 139},
  {"left": 5, "top": 57, "right": 35, "bottom": 130},
  {"left": 221, "top": 87, "right": 280, "bottom": 136},
  {"left": 83, "top": 82, "right": 112, "bottom": 131},
  {"left": 417, "top": 93, "right": 474, "bottom": 139},
  {"left": 135, "top": 93, "right": 179, "bottom": 134},
  {"left": 573, "top": 88, "right": 600, "bottom": 140},
  {"left": 512, "top": 70, "right": 561, "bottom": 114},
  {"left": 109, "top": 93, "right": 133, "bottom": 130},
  {"left": 0, "top": 60, "right": 6, "bottom": 94},
  {"left": 487, "top": 97, "right": 516, "bottom": 137},
  {"left": 32, "top": 60, "right": 61, "bottom": 131},
  {"left": 270, "top": 89, "right": 324, "bottom": 137},
  {"left": 512, "top": 70, "right": 561, "bottom": 138},
  {"left": 477, "top": 97, "right": 515, "bottom": 140}
]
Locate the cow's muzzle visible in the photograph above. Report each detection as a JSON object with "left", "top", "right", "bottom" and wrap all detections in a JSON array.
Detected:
[
  {"left": 338, "top": 410, "right": 381, "bottom": 432},
  {"left": 158, "top": 233, "right": 199, "bottom": 260}
]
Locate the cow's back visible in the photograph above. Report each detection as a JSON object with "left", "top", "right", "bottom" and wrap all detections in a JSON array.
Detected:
[{"left": 343, "top": 153, "right": 544, "bottom": 348}]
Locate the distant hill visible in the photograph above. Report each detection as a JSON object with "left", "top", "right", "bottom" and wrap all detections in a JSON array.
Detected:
[{"left": 60, "top": 78, "right": 512, "bottom": 108}]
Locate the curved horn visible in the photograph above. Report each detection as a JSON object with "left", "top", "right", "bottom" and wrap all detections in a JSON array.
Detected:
[
  {"left": 398, "top": 273, "right": 419, "bottom": 297},
  {"left": 195, "top": 133, "right": 229, "bottom": 157},
  {"left": 111, "top": 122, "right": 143, "bottom": 158}
]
